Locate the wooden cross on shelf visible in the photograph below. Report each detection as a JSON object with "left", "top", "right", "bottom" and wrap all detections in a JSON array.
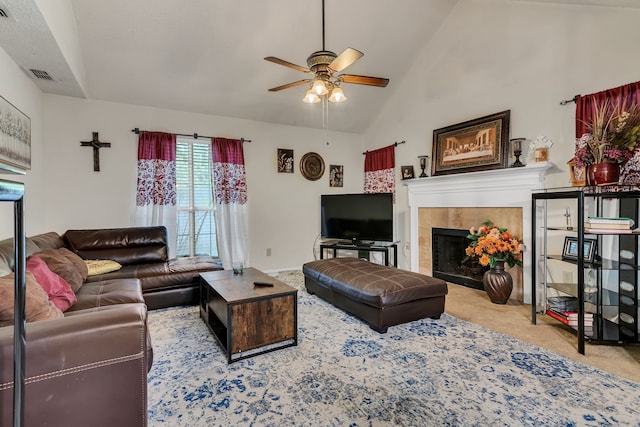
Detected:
[{"left": 80, "top": 132, "right": 111, "bottom": 171}]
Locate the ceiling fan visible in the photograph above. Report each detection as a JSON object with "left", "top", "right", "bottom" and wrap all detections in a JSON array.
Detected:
[{"left": 264, "top": 0, "right": 389, "bottom": 104}]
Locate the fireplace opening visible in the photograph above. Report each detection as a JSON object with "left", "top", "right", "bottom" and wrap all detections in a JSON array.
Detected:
[{"left": 431, "top": 227, "right": 488, "bottom": 290}]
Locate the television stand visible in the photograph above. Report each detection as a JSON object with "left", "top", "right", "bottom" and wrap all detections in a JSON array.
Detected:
[{"left": 319, "top": 242, "right": 398, "bottom": 267}]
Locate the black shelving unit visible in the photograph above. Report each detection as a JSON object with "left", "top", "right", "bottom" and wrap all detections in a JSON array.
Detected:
[
  {"left": 0, "top": 178, "right": 26, "bottom": 427},
  {"left": 531, "top": 187, "right": 640, "bottom": 355},
  {"left": 319, "top": 242, "right": 398, "bottom": 267}
]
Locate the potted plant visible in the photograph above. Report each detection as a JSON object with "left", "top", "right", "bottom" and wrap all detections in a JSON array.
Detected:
[
  {"left": 466, "top": 220, "right": 523, "bottom": 304},
  {"left": 572, "top": 99, "right": 640, "bottom": 185}
]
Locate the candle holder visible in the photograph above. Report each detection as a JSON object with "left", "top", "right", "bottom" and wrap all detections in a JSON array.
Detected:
[
  {"left": 418, "top": 155, "right": 429, "bottom": 177},
  {"left": 510, "top": 138, "right": 525, "bottom": 167}
]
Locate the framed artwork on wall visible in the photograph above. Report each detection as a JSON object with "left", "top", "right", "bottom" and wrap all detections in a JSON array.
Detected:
[
  {"left": 300, "top": 152, "right": 325, "bottom": 181},
  {"left": 0, "top": 95, "right": 31, "bottom": 173},
  {"left": 329, "top": 165, "right": 343, "bottom": 187},
  {"left": 431, "top": 110, "right": 510, "bottom": 176},
  {"left": 401, "top": 165, "right": 415, "bottom": 180},
  {"left": 277, "top": 148, "right": 294, "bottom": 173}
]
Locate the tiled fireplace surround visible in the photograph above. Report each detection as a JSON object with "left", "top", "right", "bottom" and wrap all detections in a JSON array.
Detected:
[{"left": 406, "top": 162, "right": 551, "bottom": 304}]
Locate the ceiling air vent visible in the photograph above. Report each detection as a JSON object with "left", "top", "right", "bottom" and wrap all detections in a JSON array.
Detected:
[
  {"left": 29, "top": 69, "right": 54, "bottom": 81},
  {"left": 0, "top": 8, "right": 8, "bottom": 18}
]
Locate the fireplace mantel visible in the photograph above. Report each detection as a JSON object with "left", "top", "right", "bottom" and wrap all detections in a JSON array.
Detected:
[{"left": 405, "top": 162, "right": 552, "bottom": 303}]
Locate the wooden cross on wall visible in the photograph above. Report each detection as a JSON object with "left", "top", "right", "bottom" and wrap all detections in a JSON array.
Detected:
[{"left": 80, "top": 132, "right": 111, "bottom": 171}]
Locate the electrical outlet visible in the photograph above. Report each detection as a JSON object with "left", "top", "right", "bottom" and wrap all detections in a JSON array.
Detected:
[
  {"left": 562, "top": 271, "right": 573, "bottom": 283},
  {"left": 266, "top": 248, "right": 272, "bottom": 256}
]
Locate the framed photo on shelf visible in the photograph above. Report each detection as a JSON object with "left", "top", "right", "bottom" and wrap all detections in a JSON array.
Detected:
[
  {"left": 431, "top": 110, "right": 510, "bottom": 176},
  {"left": 562, "top": 236, "right": 597, "bottom": 263},
  {"left": 401, "top": 165, "right": 415, "bottom": 180}
]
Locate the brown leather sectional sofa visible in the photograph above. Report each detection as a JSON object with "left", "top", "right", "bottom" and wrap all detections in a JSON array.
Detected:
[
  {"left": 63, "top": 226, "right": 222, "bottom": 309},
  {"left": 0, "top": 226, "right": 221, "bottom": 427}
]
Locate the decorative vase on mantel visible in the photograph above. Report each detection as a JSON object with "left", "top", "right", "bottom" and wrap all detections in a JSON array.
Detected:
[
  {"left": 587, "top": 162, "right": 620, "bottom": 186},
  {"left": 483, "top": 261, "right": 513, "bottom": 304}
]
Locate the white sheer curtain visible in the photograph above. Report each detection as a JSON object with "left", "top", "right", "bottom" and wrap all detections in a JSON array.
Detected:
[
  {"left": 211, "top": 137, "right": 249, "bottom": 270},
  {"left": 133, "top": 131, "right": 178, "bottom": 257}
]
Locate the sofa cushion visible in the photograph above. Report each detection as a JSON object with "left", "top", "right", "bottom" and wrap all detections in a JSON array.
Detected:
[
  {"left": 26, "top": 256, "right": 77, "bottom": 311},
  {"left": 63, "top": 227, "right": 169, "bottom": 265},
  {"left": 0, "top": 237, "right": 41, "bottom": 276},
  {"left": 0, "top": 272, "right": 64, "bottom": 326},
  {"left": 68, "top": 278, "right": 144, "bottom": 312},
  {"left": 57, "top": 247, "right": 89, "bottom": 280},
  {"left": 83, "top": 256, "right": 221, "bottom": 292},
  {"left": 33, "top": 248, "right": 84, "bottom": 292}
]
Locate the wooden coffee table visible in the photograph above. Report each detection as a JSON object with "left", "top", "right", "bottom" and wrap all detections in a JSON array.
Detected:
[{"left": 199, "top": 268, "right": 298, "bottom": 363}]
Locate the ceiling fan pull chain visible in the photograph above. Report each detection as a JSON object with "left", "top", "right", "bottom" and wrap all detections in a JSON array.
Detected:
[{"left": 322, "top": 0, "right": 325, "bottom": 51}]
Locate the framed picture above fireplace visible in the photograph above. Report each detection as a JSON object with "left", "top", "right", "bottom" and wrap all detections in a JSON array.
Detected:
[{"left": 431, "top": 110, "right": 510, "bottom": 176}]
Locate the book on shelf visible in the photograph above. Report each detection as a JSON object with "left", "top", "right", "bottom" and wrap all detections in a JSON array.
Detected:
[
  {"left": 545, "top": 309, "right": 594, "bottom": 327},
  {"left": 545, "top": 308, "right": 570, "bottom": 325},
  {"left": 547, "top": 296, "right": 578, "bottom": 312},
  {"left": 585, "top": 227, "right": 635, "bottom": 234},
  {"left": 587, "top": 216, "right": 635, "bottom": 227},
  {"left": 584, "top": 222, "right": 631, "bottom": 229},
  {"left": 567, "top": 312, "right": 594, "bottom": 326}
]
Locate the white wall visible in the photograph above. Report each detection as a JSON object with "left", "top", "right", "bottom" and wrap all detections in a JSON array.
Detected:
[
  {"left": 0, "top": 46, "right": 47, "bottom": 239},
  {"left": 41, "top": 95, "right": 364, "bottom": 271},
  {"left": 7, "top": 0, "right": 640, "bottom": 272},
  {"left": 364, "top": 0, "right": 640, "bottom": 269},
  {"left": 34, "top": 0, "right": 88, "bottom": 95}
]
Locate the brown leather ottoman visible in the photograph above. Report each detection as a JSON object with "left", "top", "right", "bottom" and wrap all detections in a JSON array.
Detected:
[{"left": 302, "top": 257, "right": 448, "bottom": 333}]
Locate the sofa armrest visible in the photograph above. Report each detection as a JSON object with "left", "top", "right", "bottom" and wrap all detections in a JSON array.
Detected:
[{"left": 0, "top": 303, "right": 148, "bottom": 427}]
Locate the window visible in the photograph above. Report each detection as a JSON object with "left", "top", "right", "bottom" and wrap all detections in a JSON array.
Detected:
[{"left": 175, "top": 138, "right": 218, "bottom": 257}]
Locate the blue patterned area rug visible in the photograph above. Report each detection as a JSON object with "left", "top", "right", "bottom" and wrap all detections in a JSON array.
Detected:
[{"left": 147, "top": 271, "right": 640, "bottom": 426}]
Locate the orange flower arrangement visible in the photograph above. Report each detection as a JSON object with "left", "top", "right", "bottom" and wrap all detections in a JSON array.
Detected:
[{"left": 465, "top": 220, "right": 523, "bottom": 268}]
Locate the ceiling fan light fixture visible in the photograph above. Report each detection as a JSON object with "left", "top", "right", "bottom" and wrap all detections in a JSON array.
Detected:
[
  {"left": 303, "top": 89, "right": 321, "bottom": 104},
  {"left": 311, "top": 78, "right": 329, "bottom": 96},
  {"left": 328, "top": 86, "right": 347, "bottom": 103}
]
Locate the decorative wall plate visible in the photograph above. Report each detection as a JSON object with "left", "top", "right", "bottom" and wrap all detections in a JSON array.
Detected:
[{"left": 300, "top": 152, "right": 325, "bottom": 181}]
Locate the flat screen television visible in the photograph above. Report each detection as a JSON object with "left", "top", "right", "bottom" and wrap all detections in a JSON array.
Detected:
[{"left": 321, "top": 193, "right": 393, "bottom": 243}]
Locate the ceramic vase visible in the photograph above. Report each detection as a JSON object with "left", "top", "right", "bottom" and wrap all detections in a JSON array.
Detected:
[
  {"left": 483, "top": 261, "right": 513, "bottom": 304},
  {"left": 587, "top": 162, "right": 620, "bottom": 186}
]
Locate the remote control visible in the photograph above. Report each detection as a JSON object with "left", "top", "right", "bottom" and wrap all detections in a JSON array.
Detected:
[{"left": 253, "top": 281, "right": 274, "bottom": 287}]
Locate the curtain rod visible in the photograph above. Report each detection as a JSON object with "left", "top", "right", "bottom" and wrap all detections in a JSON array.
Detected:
[
  {"left": 559, "top": 95, "right": 580, "bottom": 106},
  {"left": 362, "top": 140, "right": 405, "bottom": 155},
  {"left": 131, "top": 128, "right": 251, "bottom": 143}
]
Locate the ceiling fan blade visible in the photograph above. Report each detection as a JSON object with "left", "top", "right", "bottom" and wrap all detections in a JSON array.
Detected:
[
  {"left": 268, "top": 79, "right": 312, "bottom": 92},
  {"left": 340, "top": 74, "right": 390, "bottom": 87},
  {"left": 264, "top": 56, "right": 311, "bottom": 73},
  {"left": 329, "top": 48, "right": 364, "bottom": 72}
]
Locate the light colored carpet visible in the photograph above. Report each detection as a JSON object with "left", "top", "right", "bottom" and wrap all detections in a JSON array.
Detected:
[
  {"left": 445, "top": 281, "right": 640, "bottom": 383},
  {"left": 146, "top": 270, "right": 639, "bottom": 426}
]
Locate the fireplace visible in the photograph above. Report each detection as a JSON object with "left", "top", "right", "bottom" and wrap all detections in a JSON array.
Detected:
[
  {"left": 431, "top": 228, "right": 488, "bottom": 289},
  {"left": 405, "top": 162, "right": 551, "bottom": 303}
]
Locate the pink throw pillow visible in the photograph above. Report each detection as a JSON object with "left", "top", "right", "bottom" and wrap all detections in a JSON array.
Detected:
[{"left": 27, "top": 256, "right": 77, "bottom": 311}]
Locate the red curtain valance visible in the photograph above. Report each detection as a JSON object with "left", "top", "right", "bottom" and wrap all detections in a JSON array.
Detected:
[
  {"left": 364, "top": 145, "right": 395, "bottom": 172},
  {"left": 575, "top": 81, "right": 640, "bottom": 138}
]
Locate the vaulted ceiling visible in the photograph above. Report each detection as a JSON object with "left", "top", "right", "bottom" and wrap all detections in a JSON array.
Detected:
[{"left": 0, "top": 0, "right": 638, "bottom": 133}]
